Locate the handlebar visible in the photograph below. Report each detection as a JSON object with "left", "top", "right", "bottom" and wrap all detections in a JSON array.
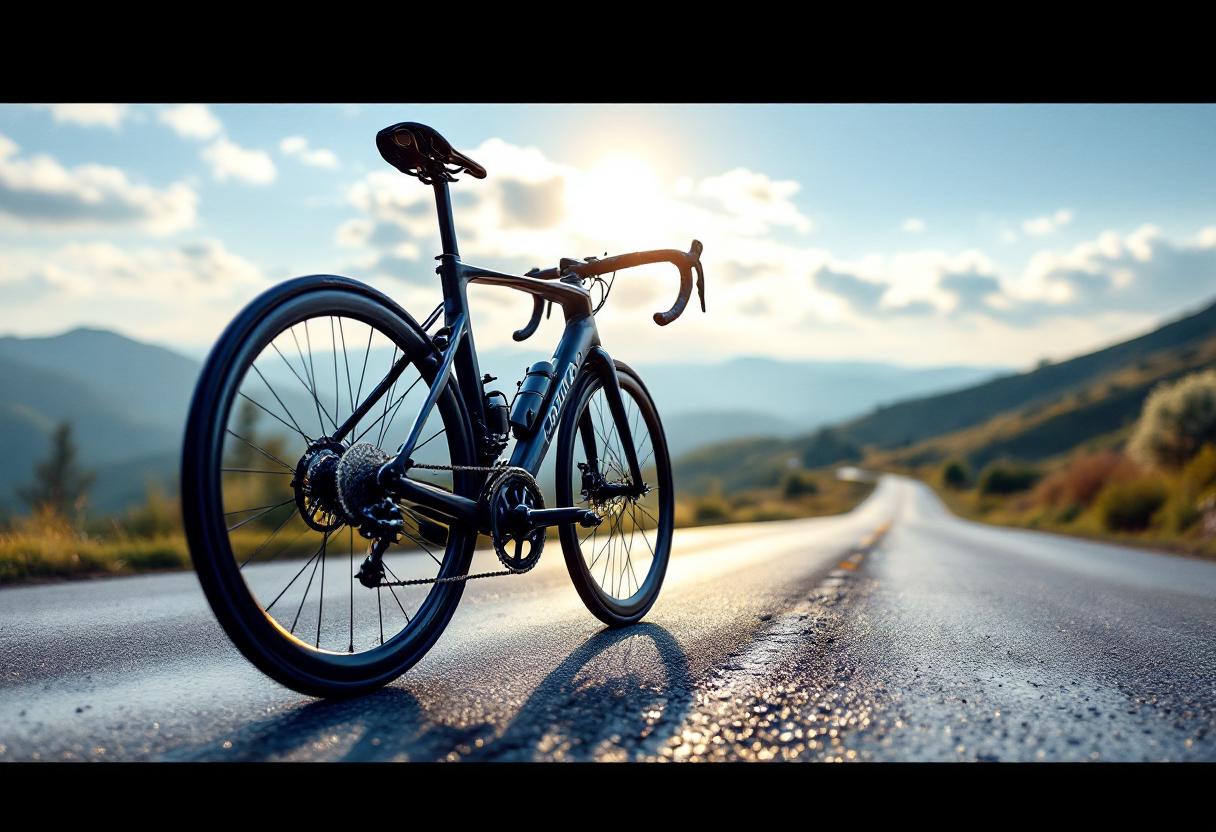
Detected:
[{"left": 511, "top": 240, "right": 705, "bottom": 340}]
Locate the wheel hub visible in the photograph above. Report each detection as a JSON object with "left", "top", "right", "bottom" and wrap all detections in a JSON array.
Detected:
[{"left": 293, "top": 438, "right": 349, "bottom": 531}]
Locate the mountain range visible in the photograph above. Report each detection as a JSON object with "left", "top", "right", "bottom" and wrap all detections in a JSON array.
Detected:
[
  {"left": 0, "top": 328, "right": 1004, "bottom": 513},
  {"left": 675, "top": 297, "right": 1216, "bottom": 495}
]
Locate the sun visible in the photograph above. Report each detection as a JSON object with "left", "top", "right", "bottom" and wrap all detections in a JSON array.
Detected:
[{"left": 568, "top": 155, "right": 671, "bottom": 248}]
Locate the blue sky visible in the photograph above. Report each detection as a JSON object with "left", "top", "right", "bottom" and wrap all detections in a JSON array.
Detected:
[{"left": 1, "top": 103, "right": 1212, "bottom": 368}]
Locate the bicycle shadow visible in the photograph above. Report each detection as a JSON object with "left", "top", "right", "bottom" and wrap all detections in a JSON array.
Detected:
[
  {"left": 163, "top": 623, "right": 692, "bottom": 762},
  {"left": 462, "top": 622, "right": 693, "bottom": 761},
  {"left": 161, "top": 685, "right": 431, "bottom": 762}
]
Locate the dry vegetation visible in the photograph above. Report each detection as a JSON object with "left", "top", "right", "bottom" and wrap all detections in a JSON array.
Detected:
[
  {"left": 909, "top": 369, "right": 1216, "bottom": 559},
  {"left": 674, "top": 469, "right": 874, "bottom": 528}
]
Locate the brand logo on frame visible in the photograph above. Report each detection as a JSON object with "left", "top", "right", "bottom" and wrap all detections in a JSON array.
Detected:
[{"left": 543, "top": 352, "right": 582, "bottom": 441}]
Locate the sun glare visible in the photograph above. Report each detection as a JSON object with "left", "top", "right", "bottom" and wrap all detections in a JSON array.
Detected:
[{"left": 569, "top": 155, "right": 670, "bottom": 247}]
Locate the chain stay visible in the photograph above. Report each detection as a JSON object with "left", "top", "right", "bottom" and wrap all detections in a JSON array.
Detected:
[{"left": 377, "top": 460, "right": 525, "bottom": 587}]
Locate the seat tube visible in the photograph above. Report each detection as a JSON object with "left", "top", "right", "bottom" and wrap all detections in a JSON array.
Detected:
[
  {"left": 432, "top": 181, "right": 486, "bottom": 441},
  {"left": 433, "top": 182, "right": 459, "bottom": 258}
]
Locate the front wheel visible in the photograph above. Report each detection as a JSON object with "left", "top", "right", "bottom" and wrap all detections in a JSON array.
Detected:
[{"left": 555, "top": 361, "right": 673, "bottom": 626}]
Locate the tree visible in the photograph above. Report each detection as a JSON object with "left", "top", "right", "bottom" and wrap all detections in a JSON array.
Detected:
[
  {"left": 1127, "top": 369, "right": 1216, "bottom": 470},
  {"left": 942, "top": 458, "right": 970, "bottom": 489},
  {"left": 18, "top": 421, "right": 96, "bottom": 516}
]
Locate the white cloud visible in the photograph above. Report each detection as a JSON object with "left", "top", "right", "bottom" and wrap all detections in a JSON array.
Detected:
[
  {"left": 694, "top": 168, "right": 813, "bottom": 234},
  {"left": 202, "top": 137, "right": 276, "bottom": 184},
  {"left": 0, "top": 132, "right": 196, "bottom": 235},
  {"left": 37, "top": 103, "right": 131, "bottom": 129},
  {"left": 158, "top": 104, "right": 223, "bottom": 140},
  {"left": 1022, "top": 208, "right": 1074, "bottom": 236},
  {"left": 280, "top": 135, "right": 340, "bottom": 169},
  {"left": 903, "top": 218, "right": 926, "bottom": 233},
  {"left": 331, "top": 138, "right": 1216, "bottom": 365},
  {"left": 0, "top": 240, "right": 268, "bottom": 345}
]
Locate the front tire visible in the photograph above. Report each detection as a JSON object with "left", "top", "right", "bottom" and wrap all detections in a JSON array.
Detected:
[{"left": 555, "top": 361, "right": 673, "bottom": 626}]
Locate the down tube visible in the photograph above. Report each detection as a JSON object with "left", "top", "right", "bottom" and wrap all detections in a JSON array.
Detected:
[{"left": 509, "top": 316, "right": 598, "bottom": 474}]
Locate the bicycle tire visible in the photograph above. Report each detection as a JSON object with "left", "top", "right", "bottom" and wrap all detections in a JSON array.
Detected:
[
  {"left": 182, "top": 276, "right": 478, "bottom": 698},
  {"left": 555, "top": 361, "right": 674, "bottom": 626}
]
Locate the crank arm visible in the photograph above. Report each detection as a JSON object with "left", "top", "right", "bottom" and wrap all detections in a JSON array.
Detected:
[{"left": 511, "top": 505, "right": 602, "bottom": 531}]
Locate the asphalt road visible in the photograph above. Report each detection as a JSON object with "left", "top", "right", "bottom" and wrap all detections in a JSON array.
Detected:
[{"left": 2, "top": 475, "right": 1214, "bottom": 762}]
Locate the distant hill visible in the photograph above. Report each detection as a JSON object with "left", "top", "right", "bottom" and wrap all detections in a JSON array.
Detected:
[
  {"left": 0, "top": 328, "right": 200, "bottom": 430},
  {"left": 675, "top": 298, "right": 1216, "bottom": 495},
  {"left": 842, "top": 299, "right": 1216, "bottom": 449},
  {"left": 0, "top": 327, "right": 1007, "bottom": 514},
  {"left": 0, "top": 330, "right": 201, "bottom": 512}
]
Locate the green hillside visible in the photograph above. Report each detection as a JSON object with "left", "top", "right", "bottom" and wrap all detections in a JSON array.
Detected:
[
  {"left": 845, "top": 298, "right": 1216, "bottom": 448},
  {"left": 674, "top": 298, "right": 1216, "bottom": 495}
]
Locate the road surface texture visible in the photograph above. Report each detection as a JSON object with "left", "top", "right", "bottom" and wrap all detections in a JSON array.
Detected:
[{"left": 2, "top": 475, "right": 1214, "bottom": 762}]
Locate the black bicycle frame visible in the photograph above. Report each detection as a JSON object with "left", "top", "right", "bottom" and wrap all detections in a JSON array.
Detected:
[{"left": 331, "top": 181, "right": 644, "bottom": 533}]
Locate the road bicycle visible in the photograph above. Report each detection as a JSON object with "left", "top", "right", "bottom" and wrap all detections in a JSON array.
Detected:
[{"left": 182, "top": 122, "right": 706, "bottom": 698}]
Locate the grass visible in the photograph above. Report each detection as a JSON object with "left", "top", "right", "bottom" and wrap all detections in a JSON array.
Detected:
[
  {"left": 0, "top": 510, "right": 191, "bottom": 584},
  {"left": 673, "top": 471, "right": 875, "bottom": 528},
  {"left": 911, "top": 448, "right": 1216, "bottom": 560},
  {"left": 1, "top": 468, "right": 877, "bottom": 584}
]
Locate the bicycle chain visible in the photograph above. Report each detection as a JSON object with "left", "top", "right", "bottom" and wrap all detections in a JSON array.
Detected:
[{"left": 377, "top": 461, "right": 521, "bottom": 588}]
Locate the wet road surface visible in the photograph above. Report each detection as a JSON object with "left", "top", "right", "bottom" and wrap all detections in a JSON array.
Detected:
[{"left": 2, "top": 475, "right": 1214, "bottom": 761}]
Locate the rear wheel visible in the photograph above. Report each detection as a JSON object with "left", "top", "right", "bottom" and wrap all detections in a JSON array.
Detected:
[
  {"left": 555, "top": 361, "right": 673, "bottom": 626},
  {"left": 182, "top": 277, "right": 477, "bottom": 698}
]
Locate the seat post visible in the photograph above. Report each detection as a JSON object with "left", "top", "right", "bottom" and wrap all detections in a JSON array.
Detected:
[{"left": 433, "top": 182, "right": 460, "bottom": 258}]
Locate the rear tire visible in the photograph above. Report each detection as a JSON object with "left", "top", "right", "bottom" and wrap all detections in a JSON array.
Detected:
[
  {"left": 182, "top": 276, "right": 477, "bottom": 698},
  {"left": 555, "top": 361, "right": 673, "bottom": 626}
]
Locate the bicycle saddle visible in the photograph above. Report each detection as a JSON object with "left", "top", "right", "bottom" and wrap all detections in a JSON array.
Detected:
[{"left": 376, "top": 122, "right": 487, "bottom": 185}]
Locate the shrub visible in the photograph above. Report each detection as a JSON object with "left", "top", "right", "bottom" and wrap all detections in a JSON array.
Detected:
[
  {"left": 978, "top": 462, "right": 1041, "bottom": 495},
  {"left": 1095, "top": 478, "right": 1168, "bottom": 531},
  {"left": 1034, "top": 451, "right": 1137, "bottom": 509},
  {"left": 942, "top": 458, "right": 970, "bottom": 490},
  {"left": 1127, "top": 369, "right": 1216, "bottom": 470},
  {"left": 781, "top": 471, "right": 819, "bottom": 499},
  {"left": 1181, "top": 443, "right": 1216, "bottom": 497},
  {"left": 694, "top": 496, "right": 730, "bottom": 524}
]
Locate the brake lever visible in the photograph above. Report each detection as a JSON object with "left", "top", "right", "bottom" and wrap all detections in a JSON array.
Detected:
[
  {"left": 513, "top": 296, "right": 545, "bottom": 342},
  {"left": 689, "top": 239, "right": 705, "bottom": 313}
]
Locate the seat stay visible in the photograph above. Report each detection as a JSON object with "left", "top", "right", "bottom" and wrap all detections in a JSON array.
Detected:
[{"left": 377, "top": 313, "right": 466, "bottom": 484}]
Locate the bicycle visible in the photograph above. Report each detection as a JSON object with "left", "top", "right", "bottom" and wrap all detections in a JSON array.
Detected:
[{"left": 182, "top": 122, "right": 706, "bottom": 698}]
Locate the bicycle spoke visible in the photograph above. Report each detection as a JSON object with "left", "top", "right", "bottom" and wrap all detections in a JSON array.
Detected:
[
  {"left": 628, "top": 502, "right": 657, "bottom": 558},
  {"left": 375, "top": 347, "right": 400, "bottom": 448},
  {"left": 284, "top": 330, "right": 330, "bottom": 435},
  {"left": 266, "top": 532, "right": 330, "bottom": 614},
  {"left": 239, "top": 390, "right": 310, "bottom": 443},
  {"left": 348, "top": 528, "right": 355, "bottom": 653},
  {"left": 222, "top": 467, "right": 293, "bottom": 475},
  {"left": 352, "top": 374, "right": 422, "bottom": 445},
  {"left": 331, "top": 317, "right": 340, "bottom": 433},
  {"left": 381, "top": 563, "right": 412, "bottom": 623},
  {"left": 226, "top": 429, "right": 294, "bottom": 471},
  {"left": 225, "top": 498, "right": 295, "bottom": 517},
  {"left": 316, "top": 532, "right": 327, "bottom": 648},
  {"left": 398, "top": 527, "right": 444, "bottom": 567},
  {"left": 225, "top": 499, "right": 294, "bottom": 533},
  {"left": 303, "top": 320, "right": 330, "bottom": 435},
  {"left": 338, "top": 318, "right": 356, "bottom": 426},
  {"left": 411, "top": 426, "right": 447, "bottom": 456},
  {"left": 290, "top": 541, "right": 324, "bottom": 634},
  {"left": 239, "top": 510, "right": 304, "bottom": 569},
  {"left": 355, "top": 326, "right": 374, "bottom": 426}
]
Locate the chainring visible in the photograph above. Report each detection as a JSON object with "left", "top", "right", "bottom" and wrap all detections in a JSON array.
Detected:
[{"left": 485, "top": 467, "right": 545, "bottom": 573}]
